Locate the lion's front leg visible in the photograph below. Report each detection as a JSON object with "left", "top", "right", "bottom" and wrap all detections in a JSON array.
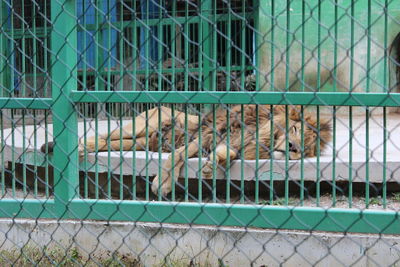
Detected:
[
  {"left": 202, "top": 144, "right": 237, "bottom": 179},
  {"left": 152, "top": 139, "right": 200, "bottom": 196}
]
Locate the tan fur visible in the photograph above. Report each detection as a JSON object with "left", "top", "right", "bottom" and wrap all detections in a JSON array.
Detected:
[{"left": 81, "top": 105, "right": 332, "bottom": 196}]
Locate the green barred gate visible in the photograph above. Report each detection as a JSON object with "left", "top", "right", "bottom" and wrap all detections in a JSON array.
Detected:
[{"left": 1, "top": 0, "right": 400, "bottom": 265}]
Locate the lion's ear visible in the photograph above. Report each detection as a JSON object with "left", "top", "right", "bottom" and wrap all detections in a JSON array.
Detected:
[
  {"left": 319, "top": 117, "right": 332, "bottom": 144},
  {"left": 305, "top": 116, "right": 332, "bottom": 142},
  {"left": 288, "top": 105, "right": 302, "bottom": 120}
]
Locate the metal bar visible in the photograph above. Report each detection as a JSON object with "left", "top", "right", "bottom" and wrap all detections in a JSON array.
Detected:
[
  {"left": 71, "top": 91, "right": 400, "bottom": 106},
  {"left": 0, "top": 111, "right": 4, "bottom": 196},
  {"left": 0, "top": 199, "right": 55, "bottom": 219},
  {"left": 0, "top": 98, "right": 52, "bottom": 109},
  {"left": 255, "top": 106, "right": 259, "bottom": 204},
  {"left": 67, "top": 199, "right": 400, "bottom": 235},
  {"left": 51, "top": 0, "right": 79, "bottom": 216}
]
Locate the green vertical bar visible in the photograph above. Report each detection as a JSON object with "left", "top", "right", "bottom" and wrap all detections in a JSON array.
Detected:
[
  {"left": 332, "top": 106, "right": 336, "bottom": 207},
  {"left": 254, "top": 0, "right": 261, "bottom": 90},
  {"left": 225, "top": 1, "right": 232, "bottom": 204},
  {"left": 157, "top": 1, "right": 163, "bottom": 201},
  {"left": 94, "top": 0, "right": 100, "bottom": 199},
  {"left": 0, "top": 112, "right": 3, "bottom": 196},
  {"left": 145, "top": 109, "right": 149, "bottom": 200},
  {"left": 108, "top": 0, "right": 115, "bottom": 198},
  {"left": 144, "top": 1, "right": 149, "bottom": 90},
  {"left": 51, "top": 0, "right": 78, "bottom": 215},
  {"left": 348, "top": 0, "right": 355, "bottom": 208},
  {"left": 382, "top": 0, "right": 388, "bottom": 208},
  {"left": 119, "top": 105, "right": 124, "bottom": 200},
  {"left": 269, "top": 105, "right": 274, "bottom": 205},
  {"left": 365, "top": 0, "right": 372, "bottom": 208},
  {"left": 212, "top": 105, "right": 217, "bottom": 202},
  {"left": 240, "top": 105, "right": 244, "bottom": 204},
  {"left": 11, "top": 111, "right": 15, "bottom": 198},
  {"left": 198, "top": 1, "right": 204, "bottom": 202},
  {"left": 300, "top": 106, "right": 304, "bottom": 206},
  {"left": 184, "top": 105, "right": 188, "bottom": 202},
  {"left": 226, "top": 109, "right": 231, "bottom": 204},
  {"left": 284, "top": 106, "right": 289, "bottom": 206},
  {"left": 21, "top": 0, "right": 25, "bottom": 97},
  {"left": 0, "top": 1, "right": 10, "bottom": 93},
  {"left": 383, "top": 107, "right": 387, "bottom": 208},
  {"left": 284, "top": 0, "right": 291, "bottom": 206},
  {"left": 211, "top": 0, "right": 217, "bottom": 92},
  {"left": 197, "top": 109, "right": 202, "bottom": 203},
  {"left": 9, "top": 0, "right": 15, "bottom": 198},
  {"left": 300, "top": 0, "right": 305, "bottom": 206},
  {"left": 171, "top": 106, "right": 176, "bottom": 201},
  {"left": 365, "top": 107, "right": 369, "bottom": 207},
  {"left": 131, "top": 104, "right": 136, "bottom": 200},
  {"left": 107, "top": 105, "right": 112, "bottom": 198},
  {"left": 131, "top": 0, "right": 138, "bottom": 200},
  {"left": 132, "top": 0, "right": 137, "bottom": 91},
  {"left": 44, "top": 110, "right": 49, "bottom": 198},
  {"left": 170, "top": 0, "right": 176, "bottom": 202},
  {"left": 255, "top": 105, "right": 259, "bottom": 204},
  {"left": 240, "top": 0, "right": 246, "bottom": 89},
  {"left": 240, "top": 0, "right": 246, "bottom": 201},
  {"left": 332, "top": 0, "right": 338, "bottom": 207},
  {"left": 348, "top": 107, "right": 353, "bottom": 208},
  {"left": 22, "top": 111, "right": 26, "bottom": 195},
  {"left": 32, "top": 2, "right": 39, "bottom": 197},
  {"left": 316, "top": 0, "right": 321, "bottom": 207},
  {"left": 81, "top": 0, "right": 89, "bottom": 199},
  {"left": 269, "top": 0, "right": 275, "bottom": 205},
  {"left": 316, "top": 106, "right": 320, "bottom": 206},
  {"left": 157, "top": 105, "right": 162, "bottom": 201},
  {"left": 0, "top": 2, "right": 6, "bottom": 197},
  {"left": 157, "top": 0, "right": 162, "bottom": 91},
  {"left": 200, "top": 0, "right": 212, "bottom": 91}
]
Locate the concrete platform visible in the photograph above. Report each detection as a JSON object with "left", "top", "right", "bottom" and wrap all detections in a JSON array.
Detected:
[{"left": 2, "top": 113, "right": 400, "bottom": 183}]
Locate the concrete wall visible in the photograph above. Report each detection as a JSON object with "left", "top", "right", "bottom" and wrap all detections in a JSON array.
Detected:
[{"left": 0, "top": 218, "right": 399, "bottom": 266}]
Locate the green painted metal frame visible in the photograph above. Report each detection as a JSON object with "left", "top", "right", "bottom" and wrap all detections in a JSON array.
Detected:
[
  {"left": 71, "top": 91, "right": 400, "bottom": 107},
  {"left": 50, "top": 0, "right": 79, "bottom": 218},
  {"left": 0, "top": 0, "right": 399, "bottom": 235}
]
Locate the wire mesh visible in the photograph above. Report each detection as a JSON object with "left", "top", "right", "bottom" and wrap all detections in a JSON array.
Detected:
[{"left": 0, "top": 0, "right": 400, "bottom": 265}]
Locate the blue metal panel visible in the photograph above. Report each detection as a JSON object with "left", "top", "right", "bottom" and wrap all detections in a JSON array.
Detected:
[{"left": 77, "top": 0, "right": 118, "bottom": 70}]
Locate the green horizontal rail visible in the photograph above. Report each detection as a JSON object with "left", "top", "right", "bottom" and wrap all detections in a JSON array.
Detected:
[
  {"left": 0, "top": 199, "right": 55, "bottom": 218},
  {"left": 68, "top": 200, "right": 400, "bottom": 234},
  {"left": 80, "top": 13, "right": 252, "bottom": 31},
  {"left": 0, "top": 98, "right": 52, "bottom": 109},
  {"left": 71, "top": 91, "right": 400, "bottom": 107}
]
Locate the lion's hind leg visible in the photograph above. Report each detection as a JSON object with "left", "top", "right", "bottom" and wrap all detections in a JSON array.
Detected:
[{"left": 83, "top": 106, "right": 175, "bottom": 153}]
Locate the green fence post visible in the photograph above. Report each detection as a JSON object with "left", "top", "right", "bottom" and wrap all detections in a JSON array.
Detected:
[
  {"left": 51, "top": 0, "right": 79, "bottom": 217},
  {"left": 0, "top": 1, "right": 10, "bottom": 95},
  {"left": 201, "top": 0, "right": 212, "bottom": 92}
]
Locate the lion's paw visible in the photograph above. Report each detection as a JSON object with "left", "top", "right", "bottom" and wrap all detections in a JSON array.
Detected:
[
  {"left": 151, "top": 176, "right": 171, "bottom": 197},
  {"left": 201, "top": 161, "right": 214, "bottom": 179},
  {"left": 273, "top": 151, "right": 286, "bottom": 160}
]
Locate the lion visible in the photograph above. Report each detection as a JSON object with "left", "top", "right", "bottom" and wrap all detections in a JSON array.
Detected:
[{"left": 54, "top": 104, "right": 330, "bottom": 197}]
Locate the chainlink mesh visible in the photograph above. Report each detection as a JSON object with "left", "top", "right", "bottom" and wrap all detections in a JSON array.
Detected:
[{"left": 0, "top": 0, "right": 399, "bottom": 265}]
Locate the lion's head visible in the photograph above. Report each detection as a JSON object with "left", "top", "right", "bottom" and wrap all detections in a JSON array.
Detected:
[{"left": 273, "top": 108, "right": 332, "bottom": 160}]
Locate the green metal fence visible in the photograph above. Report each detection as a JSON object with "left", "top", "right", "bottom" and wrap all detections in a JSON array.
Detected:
[{"left": 1, "top": 0, "right": 400, "bottom": 264}]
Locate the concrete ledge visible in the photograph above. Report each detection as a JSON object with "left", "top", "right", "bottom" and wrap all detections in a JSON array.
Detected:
[
  {"left": 0, "top": 218, "right": 399, "bottom": 266},
  {"left": 3, "top": 113, "right": 400, "bottom": 183}
]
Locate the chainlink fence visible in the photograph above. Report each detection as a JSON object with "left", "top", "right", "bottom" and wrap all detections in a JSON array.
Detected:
[{"left": 0, "top": 0, "right": 400, "bottom": 265}]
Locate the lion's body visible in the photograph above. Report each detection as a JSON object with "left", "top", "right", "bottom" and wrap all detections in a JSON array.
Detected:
[{"left": 78, "top": 104, "right": 331, "bottom": 196}]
